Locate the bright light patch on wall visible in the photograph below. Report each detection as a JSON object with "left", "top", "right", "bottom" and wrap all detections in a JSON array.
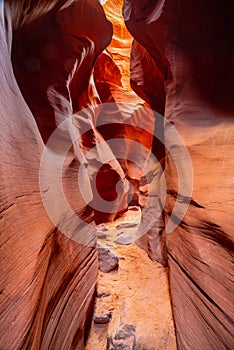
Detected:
[{"left": 99, "top": 0, "right": 108, "bottom": 4}]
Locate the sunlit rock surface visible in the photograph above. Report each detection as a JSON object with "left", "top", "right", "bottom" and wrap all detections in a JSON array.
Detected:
[
  {"left": 94, "top": 52, "right": 155, "bottom": 207},
  {"left": 124, "top": 0, "right": 234, "bottom": 349},
  {"left": 95, "top": 1, "right": 167, "bottom": 264},
  {"left": 103, "top": 0, "right": 133, "bottom": 91}
]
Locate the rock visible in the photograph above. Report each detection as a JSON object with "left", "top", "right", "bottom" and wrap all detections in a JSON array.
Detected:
[
  {"left": 128, "top": 206, "right": 140, "bottom": 211},
  {"left": 116, "top": 222, "right": 138, "bottom": 229},
  {"left": 96, "top": 223, "right": 109, "bottom": 232},
  {"left": 107, "top": 323, "right": 136, "bottom": 349},
  {"left": 96, "top": 223, "right": 110, "bottom": 239},
  {"left": 114, "top": 233, "right": 134, "bottom": 245},
  {"left": 97, "top": 231, "right": 108, "bottom": 239},
  {"left": 98, "top": 245, "right": 119, "bottom": 272},
  {"left": 114, "top": 330, "right": 131, "bottom": 340},
  {"left": 122, "top": 324, "right": 136, "bottom": 334},
  {"left": 94, "top": 313, "right": 111, "bottom": 324},
  {"left": 96, "top": 291, "right": 111, "bottom": 298},
  {"left": 114, "top": 324, "right": 136, "bottom": 340}
]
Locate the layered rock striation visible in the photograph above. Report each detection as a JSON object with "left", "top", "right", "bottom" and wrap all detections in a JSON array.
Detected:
[
  {"left": 1, "top": 0, "right": 234, "bottom": 349},
  {"left": 0, "top": 1, "right": 116, "bottom": 348},
  {"left": 124, "top": 0, "right": 234, "bottom": 349}
]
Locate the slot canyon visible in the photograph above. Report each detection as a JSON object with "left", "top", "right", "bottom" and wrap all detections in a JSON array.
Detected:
[{"left": 0, "top": 0, "right": 233, "bottom": 349}]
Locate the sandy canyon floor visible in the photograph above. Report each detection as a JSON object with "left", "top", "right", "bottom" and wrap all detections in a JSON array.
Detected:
[{"left": 85, "top": 208, "right": 176, "bottom": 349}]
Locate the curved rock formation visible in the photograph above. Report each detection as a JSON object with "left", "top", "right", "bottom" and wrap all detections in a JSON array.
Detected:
[
  {"left": 94, "top": 51, "right": 155, "bottom": 205},
  {"left": 0, "top": 1, "right": 119, "bottom": 348},
  {"left": 102, "top": 0, "right": 133, "bottom": 90},
  {"left": 2, "top": 0, "right": 234, "bottom": 348},
  {"left": 124, "top": 0, "right": 234, "bottom": 349},
  {"left": 10, "top": 0, "right": 130, "bottom": 224}
]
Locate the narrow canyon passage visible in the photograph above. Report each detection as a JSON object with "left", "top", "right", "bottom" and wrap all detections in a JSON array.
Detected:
[
  {"left": 84, "top": 3, "right": 175, "bottom": 346},
  {"left": 1, "top": 1, "right": 233, "bottom": 350}
]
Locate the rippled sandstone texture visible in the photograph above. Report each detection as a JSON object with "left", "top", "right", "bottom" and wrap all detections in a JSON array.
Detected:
[
  {"left": 124, "top": 0, "right": 234, "bottom": 349},
  {"left": 102, "top": 0, "right": 133, "bottom": 91},
  {"left": 0, "top": 1, "right": 117, "bottom": 348},
  {"left": 1, "top": 0, "right": 234, "bottom": 349},
  {"left": 10, "top": 0, "right": 129, "bottom": 224}
]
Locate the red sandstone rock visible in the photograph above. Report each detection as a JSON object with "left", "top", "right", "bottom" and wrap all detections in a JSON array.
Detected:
[
  {"left": 94, "top": 50, "right": 156, "bottom": 209},
  {"left": 95, "top": 1, "right": 167, "bottom": 265},
  {"left": 10, "top": 0, "right": 130, "bottom": 224},
  {"left": 103, "top": 0, "right": 133, "bottom": 91},
  {"left": 0, "top": 1, "right": 117, "bottom": 348},
  {"left": 124, "top": 0, "right": 234, "bottom": 349},
  {"left": 2, "top": 0, "right": 233, "bottom": 348}
]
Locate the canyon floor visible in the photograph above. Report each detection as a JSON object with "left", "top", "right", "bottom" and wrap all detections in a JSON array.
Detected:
[{"left": 85, "top": 208, "right": 176, "bottom": 349}]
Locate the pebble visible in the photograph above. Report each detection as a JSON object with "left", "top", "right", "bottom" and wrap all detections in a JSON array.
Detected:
[
  {"left": 114, "top": 233, "right": 133, "bottom": 245},
  {"left": 96, "top": 223, "right": 109, "bottom": 231},
  {"left": 116, "top": 222, "right": 138, "bottom": 229},
  {"left": 94, "top": 313, "right": 111, "bottom": 324},
  {"left": 96, "top": 291, "right": 111, "bottom": 298},
  {"left": 97, "top": 231, "right": 107, "bottom": 239},
  {"left": 114, "top": 330, "right": 131, "bottom": 340},
  {"left": 108, "top": 323, "right": 136, "bottom": 348},
  {"left": 98, "top": 244, "right": 119, "bottom": 272}
]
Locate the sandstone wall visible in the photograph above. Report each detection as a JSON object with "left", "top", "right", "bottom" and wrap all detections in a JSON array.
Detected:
[
  {"left": 0, "top": 1, "right": 115, "bottom": 348},
  {"left": 124, "top": 0, "right": 234, "bottom": 349}
]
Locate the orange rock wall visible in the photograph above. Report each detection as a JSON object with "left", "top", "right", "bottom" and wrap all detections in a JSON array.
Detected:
[
  {"left": 0, "top": 1, "right": 112, "bottom": 348},
  {"left": 103, "top": 0, "right": 133, "bottom": 90}
]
